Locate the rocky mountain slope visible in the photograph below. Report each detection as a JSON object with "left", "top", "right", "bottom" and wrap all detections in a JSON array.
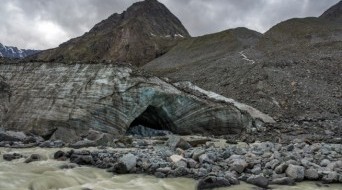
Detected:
[
  {"left": 33, "top": 0, "right": 189, "bottom": 66},
  {"left": 0, "top": 62, "right": 274, "bottom": 143},
  {"left": 320, "top": 0, "right": 342, "bottom": 23},
  {"left": 143, "top": 3, "right": 342, "bottom": 142},
  {"left": 0, "top": 43, "right": 39, "bottom": 58}
]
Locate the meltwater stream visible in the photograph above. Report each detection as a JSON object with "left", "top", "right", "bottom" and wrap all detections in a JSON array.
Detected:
[{"left": 0, "top": 148, "right": 341, "bottom": 190}]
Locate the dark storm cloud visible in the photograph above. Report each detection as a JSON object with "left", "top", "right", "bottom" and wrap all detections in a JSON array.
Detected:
[{"left": 0, "top": 0, "right": 339, "bottom": 49}]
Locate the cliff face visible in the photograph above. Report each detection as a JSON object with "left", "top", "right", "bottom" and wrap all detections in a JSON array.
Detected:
[
  {"left": 0, "top": 62, "right": 273, "bottom": 139},
  {"left": 0, "top": 76, "right": 10, "bottom": 127},
  {"left": 33, "top": 0, "right": 190, "bottom": 66}
]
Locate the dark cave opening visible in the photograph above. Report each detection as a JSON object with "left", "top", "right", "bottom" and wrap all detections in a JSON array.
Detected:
[{"left": 126, "top": 105, "right": 176, "bottom": 136}]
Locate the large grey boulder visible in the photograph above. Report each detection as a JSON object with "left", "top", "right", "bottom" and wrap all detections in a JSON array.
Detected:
[
  {"left": 246, "top": 174, "right": 269, "bottom": 188},
  {"left": 112, "top": 153, "right": 137, "bottom": 174},
  {"left": 0, "top": 63, "right": 274, "bottom": 138},
  {"left": 286, "top": 164, "right": 305, "bottom": 181}
]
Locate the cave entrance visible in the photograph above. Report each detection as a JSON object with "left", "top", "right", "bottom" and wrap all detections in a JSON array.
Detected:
[{"left": 126, "top": 105, "right": 176, "bottom": 137}]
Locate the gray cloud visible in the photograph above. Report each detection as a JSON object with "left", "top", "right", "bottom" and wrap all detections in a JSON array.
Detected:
[{"left": 0, "top": 0, "right": 338, "bottom": 49}]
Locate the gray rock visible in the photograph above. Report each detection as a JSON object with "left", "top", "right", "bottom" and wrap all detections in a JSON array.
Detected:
[
  {"left": 70, "top": 139, "right": 96, "bottom": 149},
  {"left": 322, "top": 171, "right": 338, "bottom": 183},
  {"left": 230, "top": 159, "right": 248, "bottom": 173},
  {"left": 286, "top": 164, "right": 305, "bottom": 181},
  {"left": 192, "top": 149, "right": 205, "bottom": 161},
  {"left": 118, "top": 153, "right": 137, "bottom": 172},
  {"left": 0, "top": 131, "right": 26, "bottom": 142},
  {"left": 3, "top": 153, "right": 23, "bottom": 161},
  {"left": 199, "top": 154, "right": 211, "bottom": 164},
  {"left": 156, "top": 167, "right": 171, "bottom": 174},
  {"left": 50, "top": 127, "right": 80, "bottom": 144},
  {"left": 197, "top": 176, "right": 230, "bottom": 190},
  {"left": 70, "top": 155, "right": 94, "bottom": 165},
  {"left": 154, "top": 172, "right": 166, "bottom": 178},
  {"left": 187, "top": 158, "right": 198, "bottom": 168},
  {"left": 320, "top": 159, "right": 331, "bottom": 167},
  {"left": 24, "top": 154, "right": 46, "bottom": 163},
  {"left": 166, "top": 136, "right": 192, "bottom": 150},
  {"left": 271, "top": 177, "right": 295, "bottom": 185},
  {"left": 304, "top": 168, "right": 319, "bottom": 180},
  {"left": 173, "top": 166, "right": 189, "bottom": 177},
  {"left": 174, "top": 160, "right": 187, "bottom": 168},
  {"left": 224, "top": 172, "right": 240, "bottom": 185},
  {"left": 247, "top": 174, "right": 269, "bottom": 188},
  {"left": 275, "top": 163, "right": 288, "bottom": 174}
]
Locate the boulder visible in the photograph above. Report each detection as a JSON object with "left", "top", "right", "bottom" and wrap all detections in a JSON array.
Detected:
[
  {"left": 70, "top": 139, "right": 96, "bottom": 149},
  {"left": 246, "top": 174, "right": 269, "bottom": 188},
  {"left": 113, "top": 153, "right": 137, "bottom": 174},
  {"left": 166, "top": 136, "right": 192, "bottom": 150},
  {"left": 50, "top": 127, "right": 80, "bottom": 144},
  {"left": 0, "top": 131, "right": 26, "bottom": 142},
  {"left": 3, "top": 153, "right": 23, "bottom": 161},
  {"left": 271, "top": 177, "right": 295, "bottom": 185},
  {"left": 24, "top": 154, "right": 46, "bottom": 163},
  {"left": 192, "top": 149, "right": 205, "bottom": 161},
  {"left": 285, "top": 164, "right": 305, "bottom": 181},
  {"left": 197, "top": 176, "right": 230, "bottom": 190},
  {"left": 304, "top": 168, "right": 319, "bottom": 180}
]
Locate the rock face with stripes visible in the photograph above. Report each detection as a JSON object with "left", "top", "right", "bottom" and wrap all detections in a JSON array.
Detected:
[{"left": 0, "top": 62, "right": 274, "bottom": 139}]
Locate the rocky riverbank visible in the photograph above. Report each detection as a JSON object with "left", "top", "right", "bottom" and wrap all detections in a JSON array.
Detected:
[{"left": 2, "top": 132, "right": 341, "bottom": 189}]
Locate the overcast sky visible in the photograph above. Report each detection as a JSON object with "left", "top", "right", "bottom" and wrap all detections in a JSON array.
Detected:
[{"left": 0, "top": 0, "right": 339, "bottom": 50}]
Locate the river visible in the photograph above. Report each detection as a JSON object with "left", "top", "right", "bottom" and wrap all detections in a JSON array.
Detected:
[{"left": 0, "top": 148, "right": 341, "bottom": 190}]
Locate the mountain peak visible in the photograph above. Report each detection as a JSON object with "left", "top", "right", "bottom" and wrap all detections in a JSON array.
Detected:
[
  {"left": 320, "top": 0, "right": 342, "bottom": 23},
  {"left": 34, "top": 0, "right": 190, "bottom": 66}
]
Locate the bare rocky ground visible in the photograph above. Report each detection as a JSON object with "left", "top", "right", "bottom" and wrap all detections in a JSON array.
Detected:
[{"left": 1, "top": 131, "right": 341, "bottom": 190}]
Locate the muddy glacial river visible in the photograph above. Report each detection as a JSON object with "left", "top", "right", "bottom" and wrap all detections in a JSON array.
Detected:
[{"left": 0, "top": 148, "right": 341, "bottom": 190}]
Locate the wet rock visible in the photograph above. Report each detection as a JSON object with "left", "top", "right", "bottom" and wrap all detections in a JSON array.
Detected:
[
  {"left": 70, "top": 139, "right": 96, "bottom": 149},
  {"left": 50, "top": 127, "right": 80, "bottom": 144},
  {"left": 320, "top": 159, "right": 331, "bottom": 167},
  {"left": 173, "top": 166, "right": 189, "bottom": 177},
  {"left": 59, "top": 163, "right": 78, "bottom": 169},
  {"left": 246, "top": 174, "right": 269, "bottom": 188},
  {"left": 70, "top": 155, "right": 94, "bottom": 165},
  {"left": 304, "top": 168, "right": 319, "bottom": 180},
  {"left": 113, "top": 153, "right": 137, "bottom": 174},
  {"left": 3, "top": 153, "right": 23, "bottom": 161},
  {"left": 24, "top": 154, "right": 46, "bottom": 163},
  {"left": 187, "top": 138, "right": 211, "bottom": 147},
  {"left": 199, "top": 154, "right": 212, "bottom": 164},
  {"left": 230, "top": 158, "right": 248, "bottom": 174},
  {"left": 274, "top": 163, "right": 288, "bottom": 174},
  {"left": 224, "top": 172, "right": 240, "bottom": 185},
  {"left": 166, "top": 136, "right": 192, "bottom": 150},
  {"left": 187, "top": 159, "right": 198, "bottom": 168},
  {"left": 271, "top": 177, "right": 295, "bottom": 185},
  {"left": 322, "top": 171, "right": 338, "bottom": 183},
  {"left": 154, "top": 172, "right": 166, "bottom": 178},
  {"left": 192, "top": 149, "right": 205, "bottom": 161},
  {"left": 54, "top": 150, "right": 67, "bottom": 161},
  {"left": 285, "top": 164, "right": 304, "bottom": 181},
  {"left": 0, "top": 131, "right": 26, "bottom": 142},
  {"left": 197, "top": 176, "right": 230, "bottom": 190}
]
